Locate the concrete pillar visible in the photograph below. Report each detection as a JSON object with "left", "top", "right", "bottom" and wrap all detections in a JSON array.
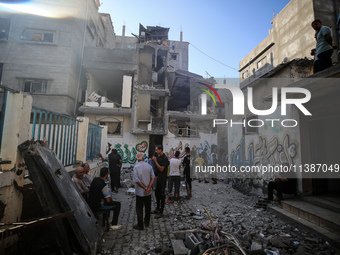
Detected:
[
  {"left": 0, "top": 92, "right": 32, "bottom": 252},
  {"left": 100, "top": 125, "right": 107, "bottom": 156},
  {"left": 76, "top": 116, "right": 89, "bottom": 163},
  {"left": 121, "top": 75, "right": 132, "bottom": 108},
  {"left": 122, "top": 25, "right": 126, "bottom": 37}
]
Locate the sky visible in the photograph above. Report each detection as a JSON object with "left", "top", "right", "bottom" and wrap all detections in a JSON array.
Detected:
[{"left": 99, "top": 0, "right": 291, "bottom": 79}]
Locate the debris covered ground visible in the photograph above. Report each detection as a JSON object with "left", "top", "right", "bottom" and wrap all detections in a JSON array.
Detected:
[{"left": 98, "top": 179, "right": 339, "bottom": 255}]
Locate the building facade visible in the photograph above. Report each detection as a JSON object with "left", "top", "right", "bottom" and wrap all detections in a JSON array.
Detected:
[
  {"left": 228, "top": 0, "right": 340, "bottom": 197},
  {"left": 80, "top": 24, "right": 218, "bottom": 165},
  {"left": 0, "top": 0, "right": 115, "bottom": 116}
]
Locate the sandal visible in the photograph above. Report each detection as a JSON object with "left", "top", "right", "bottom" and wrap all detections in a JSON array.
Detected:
[{"left": 154, "top": 213, "right": 164, "bottom": 219}]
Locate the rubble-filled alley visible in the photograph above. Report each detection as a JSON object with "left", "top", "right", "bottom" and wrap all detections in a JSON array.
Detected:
[{"left": 98, "top": 179, "right": 339, "bottom": 255}]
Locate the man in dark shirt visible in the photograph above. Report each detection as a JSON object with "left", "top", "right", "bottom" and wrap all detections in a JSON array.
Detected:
[
  {"left": 108, "top": 149, "right": 122, "bottom": 193},
  {"left": 201, "top": 148, "right": 209, "bottom": 183},
  {"left": 151, "top": 145, "right": 169, "bottom": 219},
  {"left": 99, "top": 149, "right": 122, "bottom": 192},
  {"left": 88, "top": 167, "right": 122, "bottom": 230},
  {"left": 183, "top": 147, "right": 192, "bottom": 199}
]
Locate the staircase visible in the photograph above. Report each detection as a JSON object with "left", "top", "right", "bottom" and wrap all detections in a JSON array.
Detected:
[{"left": 268, "top": 195, "right": 340, "bottom": 247}]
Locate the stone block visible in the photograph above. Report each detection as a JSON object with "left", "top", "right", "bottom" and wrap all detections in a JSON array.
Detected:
[
  {"left": 298, "top": 210, "right": 310, "bottom": 221},
  {"left": 171, "top": 239, "right": 188, "bottom": 255},
  {"left": 185, "top": 233, "right": 203, "bottom": 250}
]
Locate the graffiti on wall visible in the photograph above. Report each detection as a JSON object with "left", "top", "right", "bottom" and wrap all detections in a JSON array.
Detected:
[
  {"left": 165, "top": 141, "right": 189, "bottom": 159},
  {"left": 106, "top": 141, "right": 149, "bottom": 164},
  {"left": 266, "top": 121, "right": 281, "bottom": 134},
  {"left": 230, "top": 132, "right": 298, "bottom": 167},
  {"left": 193, "top": 140, "right": 212, "bottom": 155},
  {"left": 231, "top": 130, "right": 239, "bottom": 144},
  {"left": 136, "top": 141, "right": 148, "bottom": 152}
]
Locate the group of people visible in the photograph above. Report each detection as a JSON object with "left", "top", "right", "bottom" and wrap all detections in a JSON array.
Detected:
[
  {"left": 132, "top": 145, "right": 191, "bottom": 230},
  {"left": 72, "top": 162, "right": 122, "bottom": 231},
  {"left": 71, "top": 144, "right": 192, "bottom": 232},
  {"left": 72, "top": 143, "right": 298, "bottom": 232}
]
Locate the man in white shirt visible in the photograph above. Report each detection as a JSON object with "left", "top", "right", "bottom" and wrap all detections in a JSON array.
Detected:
[{"left": 167, "top": 151, "right": 181, "bottom": 202}]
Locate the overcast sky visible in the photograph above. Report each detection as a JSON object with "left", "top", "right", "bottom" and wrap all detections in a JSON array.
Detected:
[{"left": 99, "top": 0, "right": 291, "bottom": 79}]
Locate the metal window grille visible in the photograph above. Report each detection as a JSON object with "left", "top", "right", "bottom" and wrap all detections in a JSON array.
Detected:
[{"left": 31, "top": 107, "right": 80, "bottom": 166}]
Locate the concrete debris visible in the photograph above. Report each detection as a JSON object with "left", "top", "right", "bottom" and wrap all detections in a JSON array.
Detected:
[
  {"left": 126, "top": 188, "right": 135, "bottom": 195},
  {"left": 98, "top": 180, "right": 339, "bottom": 255}
]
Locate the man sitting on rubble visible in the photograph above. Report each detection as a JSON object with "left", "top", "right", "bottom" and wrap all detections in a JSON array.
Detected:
[
  {"left": 72, "top": 166, "right": 89, "bottom": 201},
  {"left": 265, "top": 163, "right": 297, "bottom": 201},
  {"left": 88, "top": 167, "right": 122, "bottom": 230}
]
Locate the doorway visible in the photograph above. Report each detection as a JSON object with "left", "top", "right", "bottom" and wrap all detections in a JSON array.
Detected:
[{"left": 149, "top": 135, "right": 163, "bottom": 158}]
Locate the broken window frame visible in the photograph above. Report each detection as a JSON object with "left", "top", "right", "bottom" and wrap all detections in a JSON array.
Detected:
[
  {"left": 177, "top": 125, "right": 198, "bottom": 137},
  {"left": 21, "top": 29, "right": 56, "bottom": 44},
  {"left": 170, "top": 53, "right": 178, "bottom": 60},
  {"left": 99, "top": 121, "right": 122, "bottom": 136},
  {"left": 23, "top": 79, "right": 48, "bottom": 93}
]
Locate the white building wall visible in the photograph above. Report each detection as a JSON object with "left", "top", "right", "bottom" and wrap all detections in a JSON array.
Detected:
[
  {"left": 228, "top": 105, "right": 303, "bottom": 193},
  {"left": 163, "top": 130, "right": 217, "bottom": 161}
]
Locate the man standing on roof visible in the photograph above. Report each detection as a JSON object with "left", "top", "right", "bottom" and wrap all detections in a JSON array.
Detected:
[{"left": 311, "top": 19, "right": 334, "bottom": 73}]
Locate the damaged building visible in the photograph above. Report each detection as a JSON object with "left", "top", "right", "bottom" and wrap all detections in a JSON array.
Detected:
[
  {"left": 0, "top": 1, "right": 220, "bottom": 252},
  {"left": 0, "top": 1, "right": 219, "bottom": 253},
  {"left": 80, "top": 24, "right": 218, "bottom": 164}
]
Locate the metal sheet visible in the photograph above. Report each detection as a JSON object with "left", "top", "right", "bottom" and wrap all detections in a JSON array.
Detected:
[{"left": 19, "top": 141, "right": 101, "bottom": 255}]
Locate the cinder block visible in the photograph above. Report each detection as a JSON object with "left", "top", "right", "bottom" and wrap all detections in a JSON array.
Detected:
[
  {"left": 171, "top": 239, "right": 189, "bottom": 255},
  {"left": 185, "top": 233, "right": 203, "bottom": 250}
]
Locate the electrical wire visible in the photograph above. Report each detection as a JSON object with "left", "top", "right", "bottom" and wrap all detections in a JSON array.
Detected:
[{"left": 189, "top": 43, "right": 238, "bottom": 71}]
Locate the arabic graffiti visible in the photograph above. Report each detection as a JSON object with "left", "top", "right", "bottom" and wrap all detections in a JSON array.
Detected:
[
  {"left": 193, "top": 140, "right": 212, "bottom": 155},
  {"left": 230, "top": 137, "right": 254, "bottom": 167},
  {"left": 108, "top": 141, "right": 149, "bottom": 164},
  {"left": 165, "top": 141, "right": 190, "bottom": 159},
  {"left": 230, "top": 132, "right": 298, "bottom": 167},
  {"left": 115, "top": 143, "right": 137, "bottom": 164}
]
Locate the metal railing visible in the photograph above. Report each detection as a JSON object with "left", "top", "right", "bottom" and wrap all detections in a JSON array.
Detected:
[
  {"left": 31, "top": 107, "right": 80, "bottom": 166},
  {"left": 86, "top": 122, "right": 102, "bottom": 161}
]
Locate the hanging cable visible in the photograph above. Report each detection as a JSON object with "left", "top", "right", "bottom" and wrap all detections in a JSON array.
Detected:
[{"left": 189, "top": 43, "right": 238, "bottom": 71}]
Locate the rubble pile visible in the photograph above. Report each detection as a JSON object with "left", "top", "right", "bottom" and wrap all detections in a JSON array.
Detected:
[
  {"left": 98, "top": 180, "right": 339, "bottom": 255},
  {"left": 173, "top": 183, "right": 338, "bottom": 255}
]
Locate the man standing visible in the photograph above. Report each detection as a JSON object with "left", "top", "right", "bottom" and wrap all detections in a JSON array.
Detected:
[
  {"left": 311, "top": 19, "right": 333, "bottom": 73},
  {"left": 195, "top": 153, "right": 206, "bottom": 183},
  {"left": 201, "top": 148, "right": 209, "bottom": 183},
  {"left": 100, "top": 149, "right": 122, "bottom": 193},
  {"left": 152, "top": 145, "right": 169, "bottom": 219},
  {"left": 132, "top": 153, "right": 155, "bottom": 230},
  {"left": 167, "top": 151, "right": 181, "bottom": 202},
  {"left": 183, "top": 147, "right": 192, "bottom": 199},
  {"left": 88, "top": 167, "right": 122, "bottom": 230},
  {"left": 72, "top": 166, "right": 89, "bottom": 200}
]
